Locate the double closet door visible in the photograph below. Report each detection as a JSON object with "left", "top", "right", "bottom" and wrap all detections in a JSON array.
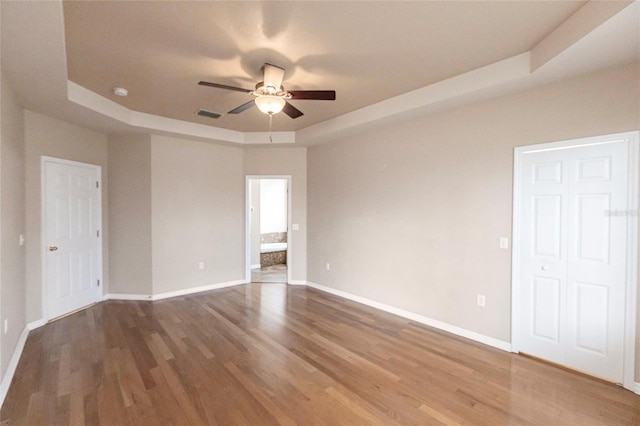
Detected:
[{"left": 516, "top": 137, "right": 631, "bottom": 383}]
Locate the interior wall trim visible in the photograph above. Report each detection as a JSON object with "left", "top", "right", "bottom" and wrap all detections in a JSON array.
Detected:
[
  {"left": 245, "top": 176, "right": 294, "bottom": 285},
  {"left": 305, "top": 281, "right": 512, "bottom": 352},
  {"left": 103, "top": 293, "right": 152, "bottom": 301},
  {"left": 27, "top": 319, "right": 46, "bottom": 330},
  {"left": 105, "top": 279, "right": 246, "bottom": 302},
  {"left": 0, "top": 326, "right": 30, "bottom": 410}
]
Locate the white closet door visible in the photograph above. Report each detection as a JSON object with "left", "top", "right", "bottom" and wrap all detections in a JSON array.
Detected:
[
  {"left": 518, "top": 150, "right": 569, "bottom": 366},
  {"left": 565, "top": 142, "right": 627, "bottom": 381},
  {"left": 517, "top": 140, "right": 628, "bottom": 383}
]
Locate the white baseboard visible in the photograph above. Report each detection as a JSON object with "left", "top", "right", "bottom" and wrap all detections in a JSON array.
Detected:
[
  {"left": 251, "top": 264, "right": 261, "bottom": 270},
  {"left": 27, "top": 319, "right": 46, "bottom": 330},
  {"left": 288, "top": 280, "right": 307, "bottom": 286},
  {"left": 0, "top": 326, "right": 30, "bottom": 409},
  {"left": 631, "top": 382, "right": 640, "bottom": 394},
  {"left": 305, "top": 281, "right": 512, "bottom": 352},
  {"left": 105, "top": 279, "right": 246, "bottom": 302},
  {"left": 104, "top": 293, "right": 152, "bottom": 301},
  {"left": 152, "top": 280, "right": 245, "bottom": 300}
]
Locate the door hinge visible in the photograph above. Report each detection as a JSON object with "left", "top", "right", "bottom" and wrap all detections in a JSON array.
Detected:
[
  {"left": 96, "top": 230, "right": 100, "bottom": 237},
  {"left": 96, "top": 181, "right": 100, "bottom": 188},
  {"left": 97, "top": 279, "right": 101, "bottom": 287}
]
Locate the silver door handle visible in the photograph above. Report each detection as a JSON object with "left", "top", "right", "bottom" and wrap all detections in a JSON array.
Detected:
[
  {"left": 49, "top": 246, "right": 58, "bottom": 251},
  {"left": 541, "top": 265, "right": 550, "bottom": 271}
]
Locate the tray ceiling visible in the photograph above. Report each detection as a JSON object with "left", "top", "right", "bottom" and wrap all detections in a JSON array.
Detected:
[{"left": 62, "top": 1, "right": 586, "bottom": 133}]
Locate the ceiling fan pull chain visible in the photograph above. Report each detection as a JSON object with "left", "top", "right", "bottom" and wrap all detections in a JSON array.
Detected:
[{"left": 269, "top": 113, "right": 273, "bottom": 143}]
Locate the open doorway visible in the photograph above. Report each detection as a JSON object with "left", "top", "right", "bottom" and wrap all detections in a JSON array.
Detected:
[{"left": 246, "top": 176, "right": 291, "bottom": 283}]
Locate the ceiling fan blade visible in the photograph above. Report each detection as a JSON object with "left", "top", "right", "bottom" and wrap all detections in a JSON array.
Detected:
[
  {"left": 289, "top": 90, "right": 336, "bottom": 100},
  {"left": 282, "top": 101, "right": 303, "bottom": 119},
  {"left": 228, "top": 100, "right": 255, "bottom": 114},
  {"left": 263, "top": 63, "right": 285, "bottom": 89},
  {"left": 198, "top": 81, "right": 252, "bottom": 93}
]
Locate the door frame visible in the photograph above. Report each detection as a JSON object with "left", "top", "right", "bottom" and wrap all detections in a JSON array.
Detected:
[
  {"left": 511, "top": 131, "right": 639, "bottom": 391},
  {"left": 41, "top": 156, "right": 103, "bottom": 321},
  {"left": 245, "top": 175, "right": 292, "bottom": 284}
]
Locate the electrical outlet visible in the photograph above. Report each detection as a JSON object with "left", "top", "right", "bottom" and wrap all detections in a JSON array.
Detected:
[
  {"left": 198, "top": 262, "right": 204, "bottom": 270},
  {"left": 325, "top": 262, "right": 331, "bottom": 271},
  {"left": 477, "top": 295, "right": 486, "bottom": 307},
  {"left": 4, "top": 319, "right": 8, "bottom": 334},
  {"left": 19, "top": 234, "right": 25, "bottom": 246}
]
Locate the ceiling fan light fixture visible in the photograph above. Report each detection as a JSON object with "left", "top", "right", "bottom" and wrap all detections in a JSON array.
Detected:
[{"left": 255, "top": 95, "right": 286, "bottom": 115}]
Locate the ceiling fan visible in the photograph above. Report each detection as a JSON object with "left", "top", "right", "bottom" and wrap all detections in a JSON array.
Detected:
[{"left": 198, "top": 63, "right": 336, "bottom": 120}]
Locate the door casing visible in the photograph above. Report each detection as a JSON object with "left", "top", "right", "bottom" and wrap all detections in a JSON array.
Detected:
[
  {"left": 245, "top": 175, "right": 292, "bottom": 284},
  {"left": 511, "top": 131, "right": 639, "bottom": 391},
  {"left": 41, "top": 156, "right": 103, "bottom": 321}
]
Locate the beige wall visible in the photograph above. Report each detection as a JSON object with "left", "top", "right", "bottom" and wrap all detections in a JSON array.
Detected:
[
  {"left": 2, "top": 61, "right": 636, "bottom": 384},
  {"left": 24, "top": 111, "right": 108, "bottom": 322},
  {"left": 308, "top": 63, "right": 639, "bottom": 345},
  {"left": 150, "top": 135, "right": 244, "bottom": 294},
  {"left": 243, "top": 147, "right": 307, "bottom": 283},
  {"left": 0, "top": 75, "right": 26, "bottom": 378},
  {"left": 108, "top": 134, "right": 152, "bottom": 295}
]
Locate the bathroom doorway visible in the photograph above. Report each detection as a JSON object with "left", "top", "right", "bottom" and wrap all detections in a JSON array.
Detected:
[{"left": 245, "top": 176, "right": 291, "bottom": 283}]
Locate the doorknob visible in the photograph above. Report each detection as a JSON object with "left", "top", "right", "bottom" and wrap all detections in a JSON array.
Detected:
[
  {"left": 48, "top": 246, "right": 58, "bottom": 251},
  {"left": 541, "top": 265, "right": 550, "bottom": 271}
]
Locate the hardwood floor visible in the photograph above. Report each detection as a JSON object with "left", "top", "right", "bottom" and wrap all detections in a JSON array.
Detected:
[{"left": 2, "top": 284, "right": 639, "bottom": 425}]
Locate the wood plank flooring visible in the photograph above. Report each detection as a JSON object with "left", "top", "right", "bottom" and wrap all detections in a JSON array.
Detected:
[{"left": 1, "top": 284, "right": 639, "bottom": 425}]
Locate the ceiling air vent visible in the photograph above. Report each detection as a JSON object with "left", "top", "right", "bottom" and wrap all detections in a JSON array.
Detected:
[{"left": 196, "top": 109, "right": 221, "bottom": 119}]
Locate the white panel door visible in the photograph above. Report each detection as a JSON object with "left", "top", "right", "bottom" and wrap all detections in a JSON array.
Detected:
[
  {"left": 517, "top": 140, "right": 629, "bottom": 383},
  {"left": 518, "top": 153, "right": 568, "bottom": 365},
  {"left": 566, "top": 142, "right": 628, "bottom": 381},
  {"left": 44, "top": 159, "right": 102, "bottom": 319}
]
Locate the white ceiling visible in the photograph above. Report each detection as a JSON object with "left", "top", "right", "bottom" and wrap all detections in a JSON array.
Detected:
[{"left": 1, "top": 1, "right": 638, "bottom": 145}]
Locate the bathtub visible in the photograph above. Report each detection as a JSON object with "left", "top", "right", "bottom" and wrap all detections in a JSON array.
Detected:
[
  {"left": 260, "top": 242, "right": 287, "bottom": 253},
  {"left": 260, "top": 242, "right": 287, "bottom": 267}
]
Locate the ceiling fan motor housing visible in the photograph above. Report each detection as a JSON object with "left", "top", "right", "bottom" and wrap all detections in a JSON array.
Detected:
[{"left": 253, "top": 82, "right": 290, "bottom": 99}]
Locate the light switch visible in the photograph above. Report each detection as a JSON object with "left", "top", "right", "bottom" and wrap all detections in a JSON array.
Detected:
[
  {"left": 477, "top": 295, "right": 486, "bottom": 307},
  {"left": 292, "top": 224, "right": 299, "bottom": 231},
  {"left": 499, "top": 237, "right": 509, "bottom": 249},
  {"left": 19, "top": 234, "right": 25, "bottom": 246}
]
